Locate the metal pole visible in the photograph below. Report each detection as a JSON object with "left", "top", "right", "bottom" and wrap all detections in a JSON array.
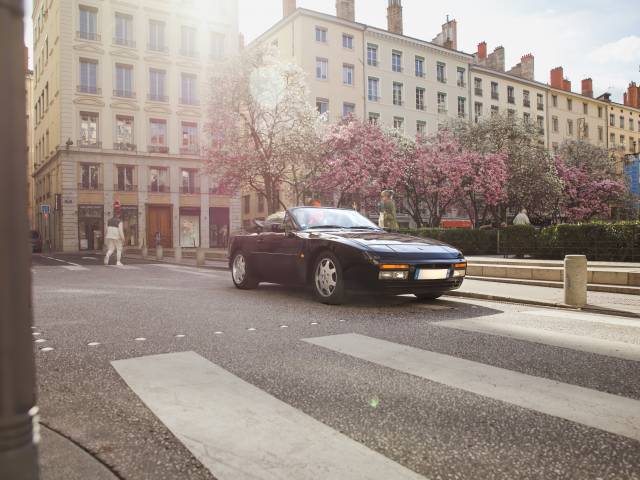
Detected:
[{"left": 0, "top": 0, "right": 40, "bottom": 478}]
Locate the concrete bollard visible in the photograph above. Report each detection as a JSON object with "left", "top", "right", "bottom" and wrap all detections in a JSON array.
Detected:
[
  {"left": 196, "top": 248, "right": 206, "bottom": 267},
  {"left": 141, "top": 245, "right": 148, "bottom": 258},
  {"left": 564, "top": 255, "right": 587, "bottom": 307},
  {"left": 156, "top": 245, "right": 164, "bottom": 261},
  {"left": 174, "top": 246, "right": 182, "bottom": 263}
]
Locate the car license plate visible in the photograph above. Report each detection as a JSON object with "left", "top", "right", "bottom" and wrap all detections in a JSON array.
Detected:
[{"left": 416, "top": 268, "right": 449, "bottom": 280}]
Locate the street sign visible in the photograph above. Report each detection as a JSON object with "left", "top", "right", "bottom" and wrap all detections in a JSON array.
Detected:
[{"left": 40, "top": 204, "right": 50, "bottom": 215}]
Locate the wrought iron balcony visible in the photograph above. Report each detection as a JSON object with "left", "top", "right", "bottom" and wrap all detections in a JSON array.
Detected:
[
  {"left": 491, "top": 92, "right": 499, "bottom": 100},
  {"left": 180, "top": 97, "right": 200, "bottom": 106},
  {"left": 114, "top": 90, "right": 136, "bottom": 99},
  {"left": 180, "top": 146, "right": 200, "bottom": 155},
  {"left": 113, "top": 142, "right": 137, "bottom": 152},
  {"left": 475, "top": 88, "right": 483, "bottom": 96},
  {"left": 147, "top": 93, "right": 168, "bottom": 102},
  {"left": 77, "top": 139, "right": 102, "bottom": 148},
  {"left": 77, "top": 31, "right": 100, "bottom": 42},
  {"left": 180, "top": 186, "right": 201, "bottom": 194},
  {"left": 113, "top": 37, "right": 136, "bottom": 48},
  {"left": 77, "top": 85, "right": 101, "bottom": 95},
  {"left": 148, "top": 145, "right": 169, "bottom": 154},
  {"left": 148, "top": 43, "right": 169, "bottom": 53},
  {"left": 148, "top": 185, "right": 170, "bottom": 193},
  {"left": 114, "top": 184, "right": 137, "bottom": 192},
  {"left": 77, "top": 182, "right": 103, "bottom": 191}
]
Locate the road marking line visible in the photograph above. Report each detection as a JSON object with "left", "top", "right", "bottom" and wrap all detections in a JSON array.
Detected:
[
  {"left": 62, "top": 266, "right": 89, "bottom": 271},
  {"left": 436, "top": 318, "right": 640, "bottom": 362},
  {"left": 44, "top": 256, "right": 81, "bottom": 266},
  {"left": 522, "top": 310, "right": 640, "bottom": 328},
  {"left": 112, "top": 351, "right": 425, "bottom": 480},
  {"left": 303, "top": 334, "right": 640, "bottom": 442}
]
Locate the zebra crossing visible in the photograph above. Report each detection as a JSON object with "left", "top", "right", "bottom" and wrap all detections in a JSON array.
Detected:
[{"left": 111, "top": 307, "right": 640, "bottom": 480}]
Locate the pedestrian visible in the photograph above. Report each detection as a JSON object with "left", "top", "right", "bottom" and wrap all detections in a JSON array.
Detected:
[
  {"left": 154, "top": 231, "right": 162, "bottom": 248},
  {"left": 513, "top": 209, "right": 531, "bottom": 226},
  {"left": 378, "top": 190, "right": 399, "bottom": 230},
  {"left": 104, "top": 207, "right": 125, "bottom": 266}
]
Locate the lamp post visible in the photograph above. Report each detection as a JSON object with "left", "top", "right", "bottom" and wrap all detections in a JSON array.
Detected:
[{"left": 0, "top": 0, "right": 40, "bottom": 478}]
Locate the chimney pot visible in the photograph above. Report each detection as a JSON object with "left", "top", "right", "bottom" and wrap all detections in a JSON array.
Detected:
[
  {"left": 581, "top": 78, "right": 593, "bottom": 98},
  {"left": 387, "top": 0, "right": 403, "bottom": 35},
  {"left": 336, "top": 0, "right": 355, "bottom": 22},
  {"left": 477, "top": 41, "right": 487, "bottom": 60}
]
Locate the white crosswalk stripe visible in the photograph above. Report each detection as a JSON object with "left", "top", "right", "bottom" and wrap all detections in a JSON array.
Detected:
[
  {"left": 522, "top": 309, "right": 640, "bottom": 328},
  {"left": 112, "top": 351, "right": 425, "bottom": 480},
  {"left": 303, "top": 333, "right": 640, "bottom": 443},
  {"left": 62, "top": 265, "right": 89, "bottom": 271}
]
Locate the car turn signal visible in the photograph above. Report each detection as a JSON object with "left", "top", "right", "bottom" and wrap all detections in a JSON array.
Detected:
[
  {"left": 379, "top": 264, "right": 410, "bottom": 270},
  {"left": 453, "top": 263, "right": 467, "bottom": 269}
]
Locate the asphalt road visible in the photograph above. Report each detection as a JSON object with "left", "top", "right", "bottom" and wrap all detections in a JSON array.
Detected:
[{"left": 31, "top": 253, "right": 640, "bottom": 480}]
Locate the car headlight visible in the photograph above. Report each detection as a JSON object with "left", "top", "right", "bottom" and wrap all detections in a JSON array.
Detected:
[
  {"left": 379, "top": 271, "right": 409, "bottom": 280},
  {"left": 453, "top": 262, "right": 467, "bottom": 277}
]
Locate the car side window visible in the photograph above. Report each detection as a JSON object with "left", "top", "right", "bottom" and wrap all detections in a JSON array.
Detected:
[{"left": 283, "top": 213, "right": 296, "bottom": 232}]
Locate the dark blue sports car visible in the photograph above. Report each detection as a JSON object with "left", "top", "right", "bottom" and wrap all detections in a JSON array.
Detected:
[{"left": 229, "top": 207, "right": 466, "bottom": 305}]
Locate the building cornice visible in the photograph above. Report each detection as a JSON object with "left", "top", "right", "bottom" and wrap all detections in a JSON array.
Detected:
[
  {"left": 470, "top": 65, "right": 547, "bottom": 90},
  {"left": 365, "top": 27, "right": 473, "bottom": 61}
]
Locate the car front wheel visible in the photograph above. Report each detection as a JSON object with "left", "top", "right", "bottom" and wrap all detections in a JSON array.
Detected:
[
  {"left": 312, "top": 252, "right": 346, "bottom": 305},
  {"left": 231, "top": 251, "right": 258, "bottom": 290}
]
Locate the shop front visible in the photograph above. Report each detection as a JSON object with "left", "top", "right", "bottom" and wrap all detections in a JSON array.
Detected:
[
  {"left": 180, "top": 207, "right": 201, "bottom": 247},
  {"left": 209, "top": 207, "right": 230, "bottom": 248},
  {"left": 78, "top": 205, "right": 104, "bottom": 251}
]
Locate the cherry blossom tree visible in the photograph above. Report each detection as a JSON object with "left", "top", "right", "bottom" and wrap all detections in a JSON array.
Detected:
[{"left": 203, "top": 45, "right": 323, "bottom": 214}]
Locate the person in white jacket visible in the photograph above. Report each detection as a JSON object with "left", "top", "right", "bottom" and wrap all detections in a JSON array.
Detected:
[{"left": 104, "top": 210, "right": 125, "bottom": 266}]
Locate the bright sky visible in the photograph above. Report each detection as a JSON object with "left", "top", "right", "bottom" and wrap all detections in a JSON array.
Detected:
[{"left": 24, "top": 0, "right": 640, "bottom": 102}]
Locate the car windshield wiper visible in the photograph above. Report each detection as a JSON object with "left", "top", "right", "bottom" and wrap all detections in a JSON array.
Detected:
[
  {"left": 305, "top": 225, "right": 345, "bottom": 230},
  {"left": 346, "top": 226, "right": 381, "bottom": 230}
]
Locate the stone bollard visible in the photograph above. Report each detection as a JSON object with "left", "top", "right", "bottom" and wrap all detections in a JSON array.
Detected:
[
  {"left": 141, "top": 245, "right": 148, "bottom": 258},
  {"left": 564, "top": 255, "right": 587, "bottom": 307},
  {"left": 196, "top": 248, "right": 206, "bottom": 267},
  {"left": 174, "top": 246, "right": 182, "bottom": 263},
  {"left": 156, "top": 245, "right": 164, "bottom": 261}
]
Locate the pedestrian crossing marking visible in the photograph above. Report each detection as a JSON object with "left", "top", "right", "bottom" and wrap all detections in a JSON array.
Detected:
[
  {"left": 436, "top": 317, "right": 640, "bottom": 362},
  {"left": 303, "top": 334, "right": 640, "bottom": 442},
  {"left": 112, "top": 351, "right": 426, "bottom": 480},
  {"left": 522, "top": 310, "right": 640, "bottom": 328},
  {"left": 62, "top": 266, "right": 89, "bottom": 271}
]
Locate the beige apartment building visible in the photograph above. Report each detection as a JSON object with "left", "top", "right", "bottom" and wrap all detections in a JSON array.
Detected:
[
  {"left": 603, "top": 82, "right": 640, "bottom": 156},
  {"left": 31, "top": 0, "right": 240, "bottom": 252},
  {"left": 26, "top": 50, "right": 35, "bottom": 230}
]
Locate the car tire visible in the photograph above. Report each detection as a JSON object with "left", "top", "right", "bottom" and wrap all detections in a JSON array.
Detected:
[
  {"left": 415, "top": 292, "right": 443, "bottom": 301},
  {"left": 312, "top": 251, "right": 346, "bottom": 305},
  {"left": 231, "top": 251, "right": 258, "bottom": 290}
]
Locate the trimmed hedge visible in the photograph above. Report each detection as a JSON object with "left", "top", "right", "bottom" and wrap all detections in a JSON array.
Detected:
[{"left": 402, "top": 222, "right": 640, "bottom": 261}]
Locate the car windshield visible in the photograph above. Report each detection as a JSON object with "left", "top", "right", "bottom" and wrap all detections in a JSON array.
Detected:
[{"left": 291, "top": 208, "right": 381, "bottom": 231}]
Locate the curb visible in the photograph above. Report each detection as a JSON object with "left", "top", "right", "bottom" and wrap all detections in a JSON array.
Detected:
[
  {"left": 445, "top": 290, "right": 640, "bottom": 319},
  {"left": 465, "top": 276, "right": 640, "bottom": 296},
  {"left": 126, "top": 254, "right": 230, "bottom": 272}
]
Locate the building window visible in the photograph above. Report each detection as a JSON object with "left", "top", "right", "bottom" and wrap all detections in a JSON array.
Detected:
[
  {"left": 180, "top": 73, "right": 198, "bottom": 105},
  {"left": 416, "top": 87, "right": 425, "bottom": 111},
  {"left": 457, "top": 97, "right": 466, "bottom": 118},
  {"left": 368, "top": 112, "right": 379, "bottom": 125},
  {"left": 474, "top": 102, "right": 482, "bottom": 123},
  {"left": 416, "top": 120, "right": 426, "bottom": 135},
  {"left": 78, "top": 6, "right": 98, "bottom": 41},
  {"left": 116, "top": 165, "right": 134, "bottom": 192},
  {"left": 210, "top": 32, "right": 225, "bottom": 59},
  {"left": 582, "top": 122, "right": 589, "bottom": 139},
  {"left": 342, "top": 33, "right": 353, "bottom": 49},
  {"left": 181, "top": 122, "right": 198, "bottom": 154},
  {"left": 392, "top": 51, "right": 402, "bottom": 73},
  {"left": 114, "top": 13, "right": 134, "bottom": 47},
  {"left": 342, "top": 64, "right": 354, "bottom": 86},
  {"left": 393, "top": 82, "right": 403, "bottom": 106},
  {"left": 181, "top": 169, "right": 198, "bottom": 194},
  {"left": 508, "top": 109, "right": 515, "bottom": 119},
  {"left": 436, "top": 62, "right": 446, "bottom": 83},
  {"left": 507, "top": 86, "right": 515, "bottom": 104},
  {"left": 537, "top": 94, "right": 544, "bottom": 111},
  {"left": 393, "top": 117, "right": 404, "bottom": 131},
  {"left": 114, "top": 64, "right": 134, "bottom": 97},
  {"left": 149, "top": 167, "right": 168, "bottom": 193},
  {"left": 474, "top": 77, "right": 482, "bottom": 96},
  {"left": 490, "top": 105, "right": 499, "bottom": 116},
  {"left": 316, "top": 58, "right": 328, "bottom": 80},
  {"left": 457, "top": 67, "right": 466, "bottom": 87},
  {"left": 567, "top": 98, "right": 572, "bottom": 111},
  {"left": 368, "top": 77, "right": 379, "bottom": 101},
  {"left": 342, "top": 102, "right": 355, "bottom": 118},
  {"left": 598, "top": 106, "right": 603, "bottom": 118},
  {"left": 552, "top": 116, "right": 559, "bottom": 133},
  {"left": 620, "top": 116, "right": 625, "bottom": 129},
  {"left": 630, "top": 119, "right": 635, "bottom": 131},
  {"left": 149, "top": 119, "right": 167, "bottom": 152},
  {"left": 537, "top": 116, "right": 544, "bottom": 134},
  {"left": 491, "top": 82, "right": 499, "bottom": 100},
  {"left": 437, "top": 92, "right": 447, "bottom": 114},
  {"left": 610, "top": 133, "right": 615, "bottom": 146},
  {"left": 609, "top": 114, "right": 615, "bottom": 126},
  {"left": 243, "top": 195, "right": 250, "bottom": 214},
  {"left": 415, "top": 56, "right": 424, "bottom": 77},
  {"left": 567, "top": 119, "right": 574, "bottom": 136},
  {"left": 79, "top": 112, "right": 99, "bottom": 147},
  {"left": 79, "top": 58, "right": 98, "bottom": 94},
  {"left": 552, "top": 95, "right": 558, "bottom": 107},
  {"left": 149, "top": 20, "right": 167, "bottom": 52},
  {"left": 180, "top": 25, "right": 198, "bottom": 57},
  {"left": 315, "top": 27, "right": 327, "bottom": 43},
  {"left": 598, "top": 126, "right": 604, "bottom": 142},
  {"left": 80, "top": 164, "right": 100, "bottom": 190},
  {"left": 115, "top": 115, "right": 134, "bottom": 149},
  {"left": 620, "top": 135, "right": 625, "bottom": 147},
  {"left": 367, "top": 44, "right": 378, "bottom": 66},
  {"left": 316, "top": 98, "right": 329, "bottom": 115},
  {"left": 523, "top": 112, "right": 530, "bottom": 124},
  {"left": 523, "top": 90, "right": 530, "bottom": 108},
  {"left": 583, "top": 103, "right": 588, "bottom": 115},
  {"left": 149, "top": 69, "right": 167, "bottom": 101}
]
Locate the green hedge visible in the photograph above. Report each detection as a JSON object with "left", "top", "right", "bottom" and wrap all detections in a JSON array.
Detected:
[{"left": 402, "top": 223, "right": 640, "bottom": 261}]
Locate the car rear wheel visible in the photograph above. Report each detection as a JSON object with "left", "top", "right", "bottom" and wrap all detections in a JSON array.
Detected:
[
  {"left": 231, "top": 251, "right": 258, "bottom": 290},
  {"left": 415, "top": 292, "right": 443, "bottom": 301},
  {"left": 312, "top": 252, "right": 346, "bottom": 305}
]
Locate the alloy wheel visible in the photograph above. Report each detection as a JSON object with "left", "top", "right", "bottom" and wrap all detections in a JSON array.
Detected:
[
  {"left": 315, "top": 258, "right": 337, "bottom": 297},
  {"left": 232, "top": 254, "right": 247, "bottom": 285}
]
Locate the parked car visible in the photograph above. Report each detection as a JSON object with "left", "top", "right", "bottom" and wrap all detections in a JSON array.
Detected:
[
  {"left": 30, "top": 230, "right": 43, "bottom": 253},
  {"left": 229, "top": 207, "right": 466, "bottom": 305}
]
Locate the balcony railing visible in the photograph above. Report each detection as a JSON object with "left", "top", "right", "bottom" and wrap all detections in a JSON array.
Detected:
[
  {"left": 491, "top": 92, "right": 499, "bottom": 100},
  {"left": 180, "top": 186, "right": 201, "bottom": 194},
  {"left": 368, "top": 95, "right": 380, "bottom": 102},
  {"left": 77, "top": 182, "right": 103, "bottom": 191},
  {"left": 113, "top": 37, "right": 136, "bottom": 48},
  {"left": 113, "top": 142, "right": 137, "bottom": 152},
  {"left": 437, "top": 76, "right": 447, "bottom": 84},
  {"left": 148, "top": 43, "right": 169, "bottom": 53},
  {"left": 114, "top": 89, "right": 136, "bottom": 98},
  {"left": 180, "top": 97, "right": 200, "bottom": 106},
  {"left": 148, "top": 145, "right": 169, "bottom": 154},
  {"left": 149, "top": 185, "right": 170, "bottom": 193},
  {"left": 438, "top": 107, "right": 448, "bottom": 114},
  {"left": 367, "top": 59, "right": 378, "bottom": 67},
  {"left": 77, "top": 85, "right": 101, "bottom": 95},
  {"left": 458, "top": 111, "right": 466, "bottom": 118},
  {"left": 416, "top": 104, "right": 425, "bottom": 111},
  {"left": 507, "top": 96, "right": 515, "bottom": 104},
  {"left": 114, "top": 184, "right": 137, "bottom": 192},
  {"left": 392, "top": 66, "right": 403, "bottom": 73},
  {"left": 393, "top": 99, "right": 404, "bottom": 106},
  {"left": 77, "top": 31, "right": 100, "bottom": 42},
  {"left": 475, "top": 88, "right": 483, "bottom": 96},
  {"left": 415, "top": 71, "right": 425, "bottom": 78},
  {"left": 147, "top": 93, "right": 168, "bottom": 102},
  {"left": 180, "top": 49, "right": 199, "bottom": 58},
  {"left": 523, "top": 99, "right": 531, "bottom": 108},
  {"left": 537, "top": 103, "right": 544, "bottom": 111},
  {"left": 458, "top": 81, "right": 466, "bottom": 88},
  {"left": 77, "top": 139, "right": 102, "bottom": 148},
  {"left": 180, "top": 146, "right": 200, "bottom": 155}
]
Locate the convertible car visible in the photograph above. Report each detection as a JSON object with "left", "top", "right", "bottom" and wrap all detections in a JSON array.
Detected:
[{"left": 228, "top": 207, "right": 466, "bottom": 305}]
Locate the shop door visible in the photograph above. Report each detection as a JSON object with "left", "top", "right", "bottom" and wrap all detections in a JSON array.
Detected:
[
  {"left": 210, "top": 207, "right": 230, "bottom": 248},
  {"left": 147, "top": 206, "right": 172, "bottom": 248}
]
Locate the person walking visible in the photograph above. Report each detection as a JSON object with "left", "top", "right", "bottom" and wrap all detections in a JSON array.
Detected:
[
  {"left": 378, "top": 190, "right": 399, "bottom": 230},
  {"left": 104, "top": 206, "right": 125, "bottom": 266},
  {"left": 513, "top": 209, "right": 531, "bottom": 226}
]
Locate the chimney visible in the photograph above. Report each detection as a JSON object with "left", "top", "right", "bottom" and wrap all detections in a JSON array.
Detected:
[
  {"left": 563, "top": 79, "right": 572, "bottom": 92},
  {"left": 491, "top": 46, "right": 505, "bottom": 72},
  {"left": 581, "top": 78, "right": 593, "bottom": 98},
  {"left": 336, "top": 0, "right": 355, "bottom": 22},
  {"left": 550, "top": 67, "right": 564, "bottom": 89},
  {"left": 624, "top": 82, "right": 640, "bottom": 109},
  {"left": 283, "top": 0, "right": 296, "bottom": 18},
  {"left": 387, "top": 0, "right": 403, "bottom": 35},
  {"left": 477, "top": 41, "right": 487, "bottom": 60},
  {"left": 520, "top": 54, "right": 534, "bottom": 81}
]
